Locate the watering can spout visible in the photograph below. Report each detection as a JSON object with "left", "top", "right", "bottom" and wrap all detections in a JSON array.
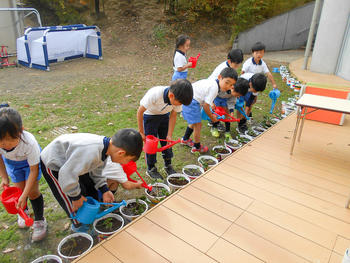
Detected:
[{"left": 96, "top": 200, "right": 127, "bottom": 219}]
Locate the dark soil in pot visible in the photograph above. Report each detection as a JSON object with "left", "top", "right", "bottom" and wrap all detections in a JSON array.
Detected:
[
  {"left": 213, "top": 148, "right": 230, "bottom": 154},
  {"left": 184, "top": 168, "right": 202, "bottom": 177},
  {"left": 122, "top": 201, "right": 146, "bottom": 216},
  {"left": 95, "top": 216, "right": 122, "bottom": 233},
  {"left": 60, "top": 236, "right": 91, "bottom": 257},
  {"left": 147, "top": 186, "right": 168, "bottom": 197},
  {"left": 200, "top": 159, "right": 216, "bottom": 166},
  {"left": 168, "top": 177, "right": 189, "bottom": 186},
  {"left": 37, "top": 260, "right": 59, "bottom": 263}
]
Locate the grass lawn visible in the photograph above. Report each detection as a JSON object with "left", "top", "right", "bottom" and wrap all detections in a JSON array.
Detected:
[{"left": 0, "top": 59, "right": 297, "bottom": 262}]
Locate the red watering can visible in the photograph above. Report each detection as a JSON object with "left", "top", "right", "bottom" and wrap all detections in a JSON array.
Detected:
[
  {"left": 0, "top": 185, "right": 34, "bottom": 226},
  {"left": 122, "top": 161, "right": 152, "bottom": 191},
  {"left": 143, "top": 135, "right": 180, "bottom": 155},
  {"left": 188, "top": 53, "right": 201, "bottom": 68},
  {"left": 214, "top": 106, "right": 240, "bottom": 122}
]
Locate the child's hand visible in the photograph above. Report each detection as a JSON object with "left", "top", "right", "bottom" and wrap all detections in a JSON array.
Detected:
[
  {"left": 0, "top": 177, "right": 9, "bottom": 190},
  {"left": 187, "top": 62, "right": 192, "bottom": 68},
  {"left": 17, "top": 194, "right": 28, "bottom": 210},
  {"left": 102, "top": 191, "right": 115, "bottom": 203},
  {"left": 135, "top": 181, "right": 143, "bottom": 189},
  {"left": 72, "top": 196, "right": 87, "bottom": 212},
  {"left": 273, "top": 84, "right": 277, "bottom": 89}
]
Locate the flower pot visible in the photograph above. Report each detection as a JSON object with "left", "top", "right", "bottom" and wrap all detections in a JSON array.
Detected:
[
  {"left": 93, "top": 214, "right": 124, "bottom": 242},
  {"left": 145, "top": 183, "right": 171, "bottom": 205},
  {"left": 197, "top": 155, "right": 219, "bottom": 171},
  {"left": 57, "top": 232, "right": 93, "bottom": 262},
  {"left": 224, "top": 139, "right": 242, "bottom": 152},
  {"left": 119, "top": 199, "right": 148, "bottom": 223},
  {"left": 31, "top": 255, "right": 62, "bottom": 263},
  {"left": 245, "top": 128, "right": 259, "bottom": 138},
  {"left": 212, "top": 145, "right": 232, "bottom": 161},
  {"left": 166, "top": 173, "right": 190, "bottom": 192},
  {"left": 251, "top": 126, "right": 266, "bottom": 135},
  {"left": 237, "top": 134, "right": 253, "bottom": 144},
  {"left": 182, "top": 164, "right": 204, "bottom": 180}
]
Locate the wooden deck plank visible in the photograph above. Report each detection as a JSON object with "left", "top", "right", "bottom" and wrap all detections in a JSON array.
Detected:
[
  {"left": 75, "top": 246, "right": 121, "bottom": 263},
  {"left": 225, "top": 156, "right": 348, "bottom": 206},
  {"left": 126, "top": 218, "right": 217, "bottom": 263},
  {"left": 334, "top": 236, "right": 350, "bottom": 256},
  {"left": 146, "top": 205, "right": 218, "bottom": 253},
  {"left": 235, "top": 212, "right": 332, "bottom": 263},
  {"left": 247, "top": 201, "right": 337, "bottom": 250},
  {"left": 178, "top": 185, "right": 244, "bottom": 222},
  {"left": 190, "top": 175, "right": 253, "bottom": 210},
  {"left": 329, "top": 252, "right": 344, "bottom": 263},
  {"left": 162, "top": 194, "right": 232, "bottom": 236},
  {"left": 202, "top": 175, "right": 350, "bottom": 237},
  {"left": 231, "top": 149, "right": 350, "bottom": 193},
  {"left": 214, "top": 164, "right": 350, "bottom": 223},
  {"left": 206, "top": 238, "right": 264, "bottom": 263},
  {"left": 222, "top": 223, "right": 309, "bottom": 263},
  {"left": 103, "top": 231, "right": 169, "bottom": 263}
]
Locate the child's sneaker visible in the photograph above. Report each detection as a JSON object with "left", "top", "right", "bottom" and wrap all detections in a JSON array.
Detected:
[
  {"left": 191, "top": 145, "right": 209, "bottom": 153},
  {"left": 210, "top": 127, "right": 220, "bottom": 138},
  {"left": 17, "top": 213, "right": 28, "bottom": 228},
  {"left": 164, "top": 164, "right": 177, "bottom": 175},
  {"left": 181, "top": 138, "right": 194, "bottom": 147},
  {"left": 146, "top": 167, "right": 163, "bottom": 180},
  {"left": 207, "top": 121, "right": 213, "bottom": 127},
  {"left": 32, "top": 218, "right": 47, "bottom": 242},
  {"left": 224, "top": 132, "right": 233, "bottom": 141},
  {"left": 71, "top": 223, "right": 90, "bottom": 234},
  {"left": 217, "top": 123, "right": 225, "bottom": 132},
  {"left": 237, "top": 124, "right": 248, "bottom": 134}
]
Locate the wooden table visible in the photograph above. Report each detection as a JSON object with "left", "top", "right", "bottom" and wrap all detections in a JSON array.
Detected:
[{"left": 289, "top": 94, "right": 350, "bottom": 207}]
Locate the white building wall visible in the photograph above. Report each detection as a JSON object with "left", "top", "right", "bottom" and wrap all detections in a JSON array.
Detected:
[{"left": 310, "top": 0, "right": 350, "bottom": 75}]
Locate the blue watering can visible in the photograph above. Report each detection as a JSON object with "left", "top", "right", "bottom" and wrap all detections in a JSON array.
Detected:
[
  {"left": 269, "top": 89, "right": 281, "bottom": 114},
  {"left": 234, "top": 97, "right": 250, "bottom": 120},
  {"left": 71, "top": 196, "right": 127, "bottom": 224}
]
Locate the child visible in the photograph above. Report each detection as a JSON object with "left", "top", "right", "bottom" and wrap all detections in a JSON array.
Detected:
[
  {"left": 137, "top": 79, "right": 193, "bottom": 179},
  {"left": 40, "top": 128, "right": 143, "bottom": 232},
  {"left": 102, "top": 157, "right": 143, "bottom": 193},
  {"left": 0, "top": 108, "right": 47, "bottom": 242},
  {"left": 241, "top": 42, "right": 277, "bottom": 90},
  {"left": 181, "top": 67, "right": 238, "bottom": 153},
  {"left": 237, "top": 73, "right": 267, "bottom": 133},
  {"left": 172, "top": 35, "right": 192, "bottom": 81},
  {"left": 208, "top": 49, "right": 244, "bottom": 140}
]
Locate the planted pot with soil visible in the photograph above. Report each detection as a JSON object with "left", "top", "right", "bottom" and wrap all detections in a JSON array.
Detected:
[
  {"left": 182, "top": 164, "right": 204, "bottom": 180},
  {"left": 119, "top": 198, "right": 148, "bottom": 223},
  {"left": 197, "top": 155, "right": 219, "bottom": 171},
  {"left": 245, "top": 128, "right": 259, "bottom": 138},
  {"left": 145, "top": 183, "right": 171, "bottom": 205},
  {"left": 57, "top": 233, "right": 93, "bottom": 262},
  {"left": 236, "top": 134, "right": 253, "bottom": 144},
  {"left": 166, "top": 173, "right": 190, "bottom": 192},
  {"left": 31, "top": 255, "right": 62, "bottom": 263},
  {"left": 212, "top": 145, "right": 232, "bottom": 161},
  {"left": 224, "top": 139, "right": 242, "bottom": 152},
  {"left": 252, "top": 126, "right": 266, "bottom": 134},
  {"left": 93, "top": 214, "right": 124, "bottom": 242}
]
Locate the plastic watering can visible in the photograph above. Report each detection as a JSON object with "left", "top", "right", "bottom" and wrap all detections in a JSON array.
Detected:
[
  {"left": 71, "top": 196, "right": 127, "bottom": 225},
  {"left": 122, "top": 161, "right": 152, "bottom": 191},
  {"left": 143, "top": 135, "right": 180, "bottom": 155},
  {"left": 188, "top": 53, "right": 201, "bottom": 68},
  {"left": 269, "top": 89, "right": 280, "bottom": 114},
  {"left": 235, "top": 97, "right": 250, "bottom": 120},
  {"left": 0, "top": 185, "right": 34, "bottom": 226},
  {"left": 201, "top": 107, "right": 240, "bottom": 122}
]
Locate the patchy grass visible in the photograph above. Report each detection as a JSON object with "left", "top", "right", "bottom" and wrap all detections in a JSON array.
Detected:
[{"left": 0, "top": 57, "right": 295, "bottom": 262}]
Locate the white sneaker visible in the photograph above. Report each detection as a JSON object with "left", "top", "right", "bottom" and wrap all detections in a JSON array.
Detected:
[
  {"left": 32, "top": 218, "right": 47, "bottom": 242},
  {"left": 17, "top": 214, "right": 27, "bottom": 228}
]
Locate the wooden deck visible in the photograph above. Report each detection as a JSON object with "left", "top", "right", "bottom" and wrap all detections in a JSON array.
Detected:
[{"left": 75, "top": 113, "right": 350, "bottom": 263}]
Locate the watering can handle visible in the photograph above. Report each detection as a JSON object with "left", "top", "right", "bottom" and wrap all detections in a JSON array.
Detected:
[{"left": 237, "top": 107, "right": 250, "bottom": 120}]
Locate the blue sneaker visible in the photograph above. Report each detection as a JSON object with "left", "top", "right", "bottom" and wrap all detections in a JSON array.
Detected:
[{"left": 71, "top": 223, "right": 90, "bottom": 233}]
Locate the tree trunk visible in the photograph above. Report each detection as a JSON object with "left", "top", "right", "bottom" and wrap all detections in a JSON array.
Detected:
[
  {"left": 95, "top": 0, "right": 100, "bottom": 14},
  {"left": 169, "top": 0, "right": 175, "bottom": 14}
]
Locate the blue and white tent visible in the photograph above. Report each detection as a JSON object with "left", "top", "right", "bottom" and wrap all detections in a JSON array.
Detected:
[{"left": 17, "top": 24, "right": 102, "bottom": 71}]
